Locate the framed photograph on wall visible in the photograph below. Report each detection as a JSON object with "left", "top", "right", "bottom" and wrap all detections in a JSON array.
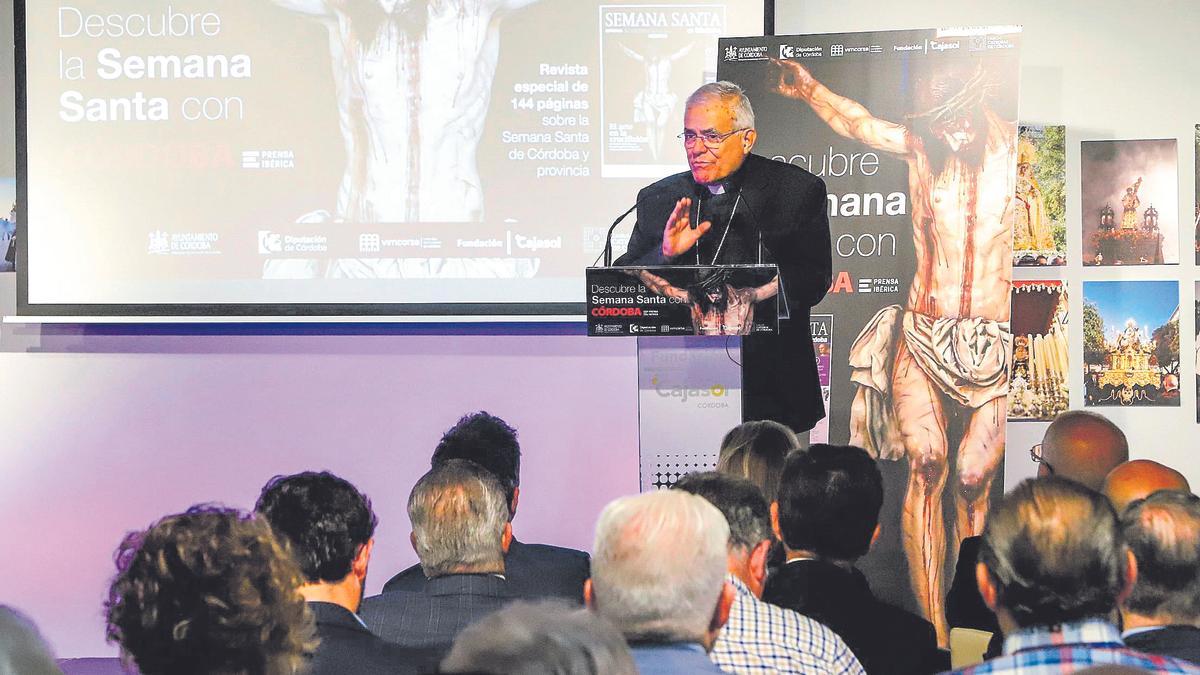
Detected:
[
  {"left": 1013, "top": 125, "right": 1066, "bottom": 266},
  {"left": 1009, "top": 281, "right": 1068, "bottom": 420},
  {"left": 1081, "top": 139, "right": 1179, "bottom": 266},
  {"left": 1083, "top": 280, "right": 1180, "bottom": 407}
]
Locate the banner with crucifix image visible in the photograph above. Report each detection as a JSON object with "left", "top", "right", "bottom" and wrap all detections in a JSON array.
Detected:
[{"left": 718, "top": 27, "right": 1021, "bottom": 646}]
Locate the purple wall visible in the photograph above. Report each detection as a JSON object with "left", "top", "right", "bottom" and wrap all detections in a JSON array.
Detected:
[{"left": 0, "top": 328, "right": 640, "bottom": 658}]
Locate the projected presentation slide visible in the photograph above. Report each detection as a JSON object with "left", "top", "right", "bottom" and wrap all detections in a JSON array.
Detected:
[{"left": 20, "top": 1, "right": 761, "bottom": 313}]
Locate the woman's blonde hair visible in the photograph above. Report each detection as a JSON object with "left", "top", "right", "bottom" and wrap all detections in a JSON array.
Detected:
[{"left": 716, "top": 420, "right": 800, "bottom": 502}]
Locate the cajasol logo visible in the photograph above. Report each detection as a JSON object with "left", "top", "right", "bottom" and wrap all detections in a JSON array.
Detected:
[{"left": 652, "top": 376, "right": 728, "bottom": 403}]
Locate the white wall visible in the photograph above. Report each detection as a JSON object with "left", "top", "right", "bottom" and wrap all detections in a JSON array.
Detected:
[{"left": 777, "top": 0, "right": 1200, "bottom": 489}]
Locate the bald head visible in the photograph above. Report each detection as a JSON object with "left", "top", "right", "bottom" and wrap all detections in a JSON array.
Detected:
[
  {"left": 1040, "top": 411, "right": 1128, "bottom": 490},
  {"left": 1103, "top": 460, "right": 1191, "bottom": 514}
]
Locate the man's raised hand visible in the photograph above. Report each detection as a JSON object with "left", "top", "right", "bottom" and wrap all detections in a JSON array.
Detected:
[{"left": 661, "top": 197, "right": 711, "bottom": 259}]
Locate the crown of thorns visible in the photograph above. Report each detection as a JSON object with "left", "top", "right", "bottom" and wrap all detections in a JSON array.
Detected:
[
  {"left": 693, "top": 268, "right": 732, "bottom": 291},
  {"left": 906, "top": 62, "right": 997, "bottom": 126}
]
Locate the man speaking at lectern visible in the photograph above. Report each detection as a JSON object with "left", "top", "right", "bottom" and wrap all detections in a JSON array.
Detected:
[{"left": 616, "top": 82, "right": 832, "bottom": 434}]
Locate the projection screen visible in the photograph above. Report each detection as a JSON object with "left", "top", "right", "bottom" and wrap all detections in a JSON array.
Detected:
[{"left": 16, "top": 1, "right": 765, "bottom": 317}]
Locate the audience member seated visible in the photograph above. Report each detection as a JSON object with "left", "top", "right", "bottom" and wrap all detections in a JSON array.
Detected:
[
  {"left": 952, "top": 477, "right": 1199, "bottom": 674},
  {"left": 586, "top": 490, "right": 734, "bottom": 674},
  {"left": 673, "top": 472, "right": 865, "bottom": 674},
  {"left": 716, "top": 421, "right": 798, "bottom": 579},
  {"left": 948, "top": 410, "right": 1130, "bottom": 641},
  {"left": 763, "top": 444, "right": 943, "bottom": 675},
  {"left": 440, "top": 601, "right": 636, "bottom": 674},
  {"left": 1, "top": 606, "right": 63, "bottom": 675},
  {"left": 360, "top": 459, "right": 513, "bottom": 658},
  {"left": 383, "top": 412, "right": 589, "bottom": 603},
  {"left": 1119, "top": 491, "right": 1200, "bottom": 664},
  {"left": 1104, "top": 461, "right": 1191, "bottom": 514},
  {"left": 104, "top": 506, "right": 314, "bottom": 675},
  {"left": 716, "top": 420, "right": 800, "bottom": 503},
  {"left": 255, "top": 471, "right": 437, "bottom": 674}
]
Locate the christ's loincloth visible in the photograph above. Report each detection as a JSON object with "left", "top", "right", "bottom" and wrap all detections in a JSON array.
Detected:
[{"left": 848, "top": 305, "right": 1011, "bottom": 460}]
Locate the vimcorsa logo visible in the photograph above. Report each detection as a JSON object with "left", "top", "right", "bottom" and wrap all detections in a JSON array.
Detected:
[{"left": 652, "top": 376, "right": 729, "bottom": 404}]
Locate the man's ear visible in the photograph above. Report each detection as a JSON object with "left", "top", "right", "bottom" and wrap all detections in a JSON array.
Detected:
[
  {"left": 743, "top": 128, "right": 757, "bottom": 151},
  {"left": 1116, "top": 547, "right": 1139, "bottom": 606},
  {"left": 868, "top": 524, "right": 882, "bottom": 551},
  {"left": 710, "top": 581, "right": 736, "bottom": 632},
  {"left": 409, "top": 531, "right": 418, "bottom": 555},
  {"left": 352, "top": 538, "right": 374, "bottom": 580},
  {"left": 770, "top": 502, "right": 783, "bottom": 542},
  {"left": 749, "top": 539, "right": 772, "bottom": 585},
  {"left": 509, "top": 486, "right": 520, "bottom": 522},
  {"left": 975, "top": 562, "right": 999, "bottom": 612},
  {"left": 583, "top": 579, "right": 595, "bottom": 610},
  {"left": 501, "top": 522, "right": 513, "bottom": 555}
]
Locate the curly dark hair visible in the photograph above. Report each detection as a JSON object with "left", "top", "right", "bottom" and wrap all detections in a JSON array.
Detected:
[
  {"left": 255, "top": 471, "right": 378, "bottom": 583},
  {"left": 104, "top": 506, "right": 315, "bottom": 675}
]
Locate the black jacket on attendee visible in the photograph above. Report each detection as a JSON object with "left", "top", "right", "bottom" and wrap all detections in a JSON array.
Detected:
[
  {"left": 946, "top": 535, "right": 1004, "bottom": 658},
  {"left": 382, "top": 539, "right": 589, "bottom": 604},
  {"left": 305, "top": 601, "right": 437, "bottom": 675},
  {"left": 946, "top": 536, "right": 999, "bottom": 634},
  {"left": 763, "top": 559, "right": 944, "bottom": 675},
  {"left": 360, "top": 574, "right": 511, "bottom": 660},
  {"left": 1124, "top": 626, "right": 1200, "bottom": 665}
]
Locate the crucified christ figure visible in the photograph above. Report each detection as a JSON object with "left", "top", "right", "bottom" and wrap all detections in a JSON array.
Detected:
[
  {"left": 267, "top": 0, "right": 540, "bottom": 279},
  {"left": 620, "top": 42, "right": 693, "bottom": 161},
  {"left": 772, "top": 58, "right": 1015, "bottom": 645},
  {"left": 632, "top": 268, "right": 778, "bottom": 335}
]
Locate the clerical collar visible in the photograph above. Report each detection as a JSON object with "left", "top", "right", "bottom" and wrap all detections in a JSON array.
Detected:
[{"left": 695, "top": 158, "right": 750, "bottom": 196}]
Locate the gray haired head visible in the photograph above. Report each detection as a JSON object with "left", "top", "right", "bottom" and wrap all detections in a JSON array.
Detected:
[
  {"left": 1121, "top": 490, "right": 1200, "bottom": 623},
  {"left": 408, "top": 459, "right": 510, "bottom": 578},
  {"left": 590, "top": 490, "right": 729, "bottom": 643},
  {"left": 980, "top": 477, "right": 1125, "bottom": 628},
  {"left": 687, "top": 81, "right": 756, "bottom": 130},
  {"left": 440, "top": 601, "right": 636, "bottom": 675}
]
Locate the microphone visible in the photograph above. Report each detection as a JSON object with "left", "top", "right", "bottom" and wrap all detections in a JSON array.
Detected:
[
  {"left": 599, "top": 197, "right": 646, "bottom": 267},
  {"left": 737, "top": 190, "right": 790, "bottom": 318}
]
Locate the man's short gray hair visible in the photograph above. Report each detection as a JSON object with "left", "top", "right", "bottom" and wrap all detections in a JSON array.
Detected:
[
  {"left": 980, "top": 477, "right": 1124, "bottom": 628},
  {"left": 687, "top": 81, "right": 755, "bottom": 130},
  {"left": 408, "top": 459, "right": 509, "bottom": 577},
  {"left": 1122, "top": 490, "right": 1200, "bottom": 622},
  {"left": 0, "top": 607, "right": 61, "bottom": 675},
  {"left": 590, "top": 490, "right": 729, "bottom": 642},
  {"left": 440, "top": 601, "right": 637, "bottom": 675}
]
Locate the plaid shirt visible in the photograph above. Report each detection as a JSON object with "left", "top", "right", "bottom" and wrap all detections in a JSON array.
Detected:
[
  {"left": 711, "top": 576, "right": 865, "bottom": 675},
  {"left": 948, "top": 619, "right": 1200, "bottom": 674}
]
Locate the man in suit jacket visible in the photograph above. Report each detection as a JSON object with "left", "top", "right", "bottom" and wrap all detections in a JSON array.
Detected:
[
  {"left": 587, "top": 490, "right": 735, "bottom": 674},
  {"left": 361, "top": 460, "right": 515, "bottom": 660},
  {"left": 255, "top": 471, "right": 432, "bottom": 674},
  {"left": 383, "top": 412, "right": 589, "bottom": 603},
  {"left": 763, "top": 445, "right": 944, "bottom": 675},
  {"left": 1119, "top": 490, "right": 1200, "bottom": 664},
  {"left": 615, "top": 81, "right": 832, "bottom": 434}
]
